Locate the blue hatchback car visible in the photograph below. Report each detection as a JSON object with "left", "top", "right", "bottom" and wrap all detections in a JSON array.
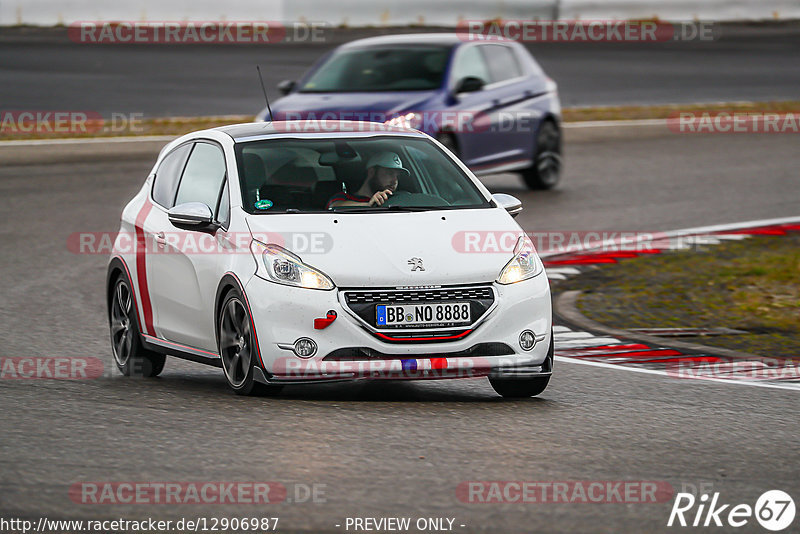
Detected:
[{"left": 259, "top": 33, "right": 562, "bottom": 189}]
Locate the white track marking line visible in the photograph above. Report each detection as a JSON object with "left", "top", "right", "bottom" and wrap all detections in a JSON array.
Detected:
[
  {"left": 546, "top": 267, "right": 582, "bottom": 275},
  {"left": 554, "top": 356, "right": 800, "bottom": 391},
  {"left": 713, "top": 234, "right": 750, "bottom": 240},
  {"left": 564, "top": 119, "right": 667, "bottom": 128},
  {"left": 555, "top": 331, "right": 597, "bottom": 339},
  {"left": 555, "top": 338, "right": 623, "bottom": 348},
  {"left": 0, "top": 118, "right": 665, "bottom": 147},
  {"left": 0, "top": 135, "right": 176, "bottom": 146},
  {"left": 658, "top": 217, "right": 800, "bottom": 238}
]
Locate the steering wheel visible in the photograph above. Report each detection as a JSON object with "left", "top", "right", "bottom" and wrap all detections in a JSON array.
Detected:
[{"left": 384, "top": 190, "right": 412, "bottom": 204}]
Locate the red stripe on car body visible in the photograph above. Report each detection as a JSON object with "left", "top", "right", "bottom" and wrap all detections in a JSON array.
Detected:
[{"left": 134, "top": 199, "right": 155, "bottom": 335}]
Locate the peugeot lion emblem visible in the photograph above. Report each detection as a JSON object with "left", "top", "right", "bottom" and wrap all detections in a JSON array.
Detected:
[{"left": 408, "top": 257, "right": 425, "bottom": 271}]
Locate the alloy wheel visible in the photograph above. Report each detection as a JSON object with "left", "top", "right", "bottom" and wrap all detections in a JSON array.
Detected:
[
  {"left": 110, "top": 280, "right": 134, "bottom": 367},
  {"left": 219, "top": 298, "right": 253, "bottom": 388}
]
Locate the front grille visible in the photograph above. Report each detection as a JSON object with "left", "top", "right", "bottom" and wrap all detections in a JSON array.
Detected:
[
  {"left": 341, "top": 285, "right": 495, "bottom": 334},
  {"left": 345, "top": 286, "right": 493, "bottom": 305}
]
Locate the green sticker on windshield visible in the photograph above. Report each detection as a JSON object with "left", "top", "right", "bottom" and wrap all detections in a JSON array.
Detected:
[{"left": 254, "top": 199, "right": 273, "bottom": 210}]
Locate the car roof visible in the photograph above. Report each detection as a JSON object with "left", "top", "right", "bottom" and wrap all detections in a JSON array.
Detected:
[
  {"left": 215, "top": 121, "right": 428, "bottom": 142},
  {"left": 339, "top": 32, "right": 467, "bottom": 49}
]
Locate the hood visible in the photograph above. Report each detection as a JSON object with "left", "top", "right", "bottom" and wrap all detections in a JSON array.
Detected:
[
  {"left": 245, "top": 208, "right": 523, "bottom": 287},
  {"left": 267, "top": 91, "right": 440, "bottom": 121}
]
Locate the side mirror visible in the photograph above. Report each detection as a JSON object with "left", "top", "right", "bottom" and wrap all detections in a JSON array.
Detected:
[
  {"left": 492, "top": 193, "right": 522, "bottom": 218},
  {"left": 455, "top": 76, "right": 485, "bottom": 94},
  {"left": 277, "top": 79, "right": 296, "bottom": 95},
  {"left": 168, "top": 202, "right": 218, "bottom": 231}
]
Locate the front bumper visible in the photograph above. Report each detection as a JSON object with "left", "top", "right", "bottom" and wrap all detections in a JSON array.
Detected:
[{"left": 245, "top": 273, "right": 552, "bottom": 384}]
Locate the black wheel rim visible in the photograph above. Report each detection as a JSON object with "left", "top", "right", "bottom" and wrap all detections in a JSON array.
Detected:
[
  {"left": 110, "top": 280, "right": 134, "bottom": 367},
  {"left": 536, "top": 125, "right": 562, "bottom": 187},
  {"left": 219, "top": 298, "right": 252, "bottom": 388}
]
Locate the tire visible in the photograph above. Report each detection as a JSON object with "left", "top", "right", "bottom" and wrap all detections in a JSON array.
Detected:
[
  {"left": 521, "top": 120, "right": 562, "bottom": 189},
  {"left": 490, "top": 375, "right": 550, "bottom": 398},
  {"left": 218, "top": 289, "right": 282, "bottom": 396},
  {"left": 489, "top": 332, "right": 553, "bottom": 398},
  {"left": 109, "top": 275, "right": 166, "bottom": 377}
]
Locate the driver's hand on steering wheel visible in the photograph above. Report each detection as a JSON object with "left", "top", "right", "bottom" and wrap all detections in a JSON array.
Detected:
[{"left": 369, "top": 189, "right": 393, "bottom": 206}]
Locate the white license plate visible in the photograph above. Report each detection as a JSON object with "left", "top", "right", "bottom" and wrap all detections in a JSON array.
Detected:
[{"left": 376, "top": 302, "right": 471, "bottom": 327}]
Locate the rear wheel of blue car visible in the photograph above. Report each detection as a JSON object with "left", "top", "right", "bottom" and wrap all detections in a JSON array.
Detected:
[
  {"left": 522, "top": 121, "right": 562, "bottom": 189},
  {"left": 218, "top": 289, "right": 282, "bottom": 396}
]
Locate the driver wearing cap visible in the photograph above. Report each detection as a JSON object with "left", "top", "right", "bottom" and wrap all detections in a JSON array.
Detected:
[{"left": 326, "top": 151, "right": 410, "bottom": 209}]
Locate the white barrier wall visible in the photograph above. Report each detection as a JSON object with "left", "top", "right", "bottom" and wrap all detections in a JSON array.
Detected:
[
  {"left": 281, "top": 0, "right": 557, "bottom": 26},
  {"left": 2, "top": 0, "right": 798, "bottom": 26},
  {"left": 559, "top": 0, "right": 800, "bottom": 21},
  {"left": 0, "top": 0, "right": 285, "bottom": 25}
]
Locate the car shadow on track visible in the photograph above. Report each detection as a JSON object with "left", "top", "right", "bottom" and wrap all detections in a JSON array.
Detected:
[{"left": 117, "top": 371, "right": 554, "bottom": 405}]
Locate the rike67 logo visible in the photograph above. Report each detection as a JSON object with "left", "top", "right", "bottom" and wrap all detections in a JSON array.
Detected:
[{"left": 668, "top": 490, "right": 795, "bottom": 531}]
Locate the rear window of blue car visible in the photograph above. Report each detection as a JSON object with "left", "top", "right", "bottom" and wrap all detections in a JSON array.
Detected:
[{"left": 300, "top": 46, "right": 451, "bottom": 92}]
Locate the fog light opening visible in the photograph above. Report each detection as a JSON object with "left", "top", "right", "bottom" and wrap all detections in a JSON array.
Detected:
[
  {"left": 519, "top": 330, "right": 536, "bottom": 351},
  {"left": 293, "top": 338, "right": 317, "bottom": 358}
]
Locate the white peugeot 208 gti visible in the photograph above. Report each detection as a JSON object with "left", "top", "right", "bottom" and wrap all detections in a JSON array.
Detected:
[{"left": 107, "top": 121, "right": 552, "bottom": 397}]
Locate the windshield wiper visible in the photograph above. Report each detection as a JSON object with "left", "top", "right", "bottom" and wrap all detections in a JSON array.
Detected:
[
  {"left": 381, "top": 205, "right": 430, "bottom": 212},
  {"left": 330, "top": 205, "right": 431, "bottom": 213}
]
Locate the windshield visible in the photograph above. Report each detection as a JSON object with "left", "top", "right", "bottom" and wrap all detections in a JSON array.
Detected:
[
  {"left": 299, "top": 46, "right": 451, "bottom": 92},
  {"left": 235, "top": 136, "right": 491, "bottom": 214}
]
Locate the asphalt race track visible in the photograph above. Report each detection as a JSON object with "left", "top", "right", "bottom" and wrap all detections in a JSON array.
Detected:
[
  {"left": 1, "top": 23, "right": 799, "bottom": 116},
  {"left": 1, "top": 130, "right": 799, "bottom": 533},
  {"left": 2, "top": 21, "right": 800, "bottom": 534}
]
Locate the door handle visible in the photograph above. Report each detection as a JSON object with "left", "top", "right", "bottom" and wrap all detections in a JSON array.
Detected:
[{"left": 155, "top": 232, "right": 166, "bottom": 248}]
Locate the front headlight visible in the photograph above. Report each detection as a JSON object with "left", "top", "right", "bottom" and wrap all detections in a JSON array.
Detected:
[
  {"left": 497, "top": 235, "right": 544, "bottom": 284},
  {"left": 250, "top": 240, "right": 335, "bottom": 290},
  {"left": 384, "top": 112, "right": 421, "bottom": 130}
]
